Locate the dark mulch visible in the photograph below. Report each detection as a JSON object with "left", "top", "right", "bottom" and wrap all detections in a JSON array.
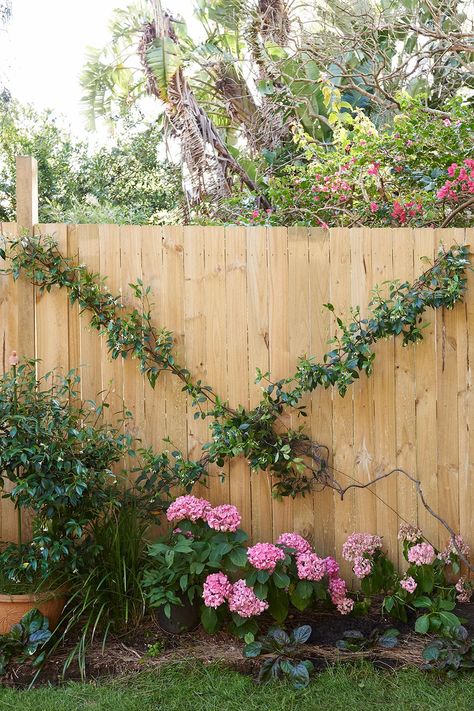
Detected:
[{"left": 3, "top": 601, "right": 473, "bottom": 689}]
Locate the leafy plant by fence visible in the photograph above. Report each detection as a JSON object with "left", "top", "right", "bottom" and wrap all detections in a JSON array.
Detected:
[{"left": 1, "top": 218, "right": 473, "bottom": 576}]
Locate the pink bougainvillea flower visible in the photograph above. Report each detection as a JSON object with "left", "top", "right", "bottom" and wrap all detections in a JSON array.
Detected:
[
  {"left": 367, "top": 162, "right": 380, "bottom": 175},
  {"left": 391, "top": 200, "right": 407, "bottom": 224}
]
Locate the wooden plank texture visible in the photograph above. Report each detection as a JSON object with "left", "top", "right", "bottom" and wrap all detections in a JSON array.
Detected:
[
  {"left": 247, "top": 227, "right": 273, "bottom": 542},
  {"left": 226, "top": 226, "right": 252, "bottom": 533},
  {"left": 0, "top": 225, "right": 472, "bottom": 560}
]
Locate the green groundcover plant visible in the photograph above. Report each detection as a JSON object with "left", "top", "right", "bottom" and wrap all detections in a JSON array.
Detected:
[{"left": 0, "top": 608, "right": 51, "bottom": 677}]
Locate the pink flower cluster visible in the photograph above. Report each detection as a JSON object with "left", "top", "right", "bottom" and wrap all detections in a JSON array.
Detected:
[
  {"left": 353, "top": 557, "right": 373, "bottom": 579},
  {"left": 455, "top": 577, "right": 473, "bottom": 604},
  {"left": 443, "top": 534, "right": 470, "bottom": 560},
  {"left": 202, "top": 572, "right": 233, "bottom": 608},
  {"left": 228, "top": 579, "right": 269, "bottom": 618},
  {"left": 167, "top": 496, "right": 241, "bottom": 533},
  {"left": 202, "top": 574, "right": 269, "bottom": 617},
  {"left": 400, "top": 576, "right": 417, "bottom": 594},
  {"left": 328, "top": 577, "right": 354, "bottom": 615},
  {"left": 342, "top": 533, "right": 382, "bottom": 579},
  {"left": 247, "top": 543, "right": 285, "bottom": 573},
  {"left": 276, "top": 532, "right": 312, "bottom": 555},
  {"left": 206, "top": 504, "right": 241, "bottom": 533},
  {"left": 166, "top": 495, "right": 211, "bottom": 523},
  {"left": 437, "top": 159, "right": 474, "bottom": 201},
  {"left": 323, "top": 556, "right": 340, "bottom": 578},
  {"left": 342, "top": 533, "right": 383, "bottom": 560},
  {"left": 398, "top": 523, "right": 422, "bottom": 543},
  {"left": 391, "top": 200, "right": 422, "bottom": 225},
  {"left": 407, "top": 542, "right": 436, "bottom": 566},
  {"left": 296, "top": 551, "right": 326, "bottom": 581}
]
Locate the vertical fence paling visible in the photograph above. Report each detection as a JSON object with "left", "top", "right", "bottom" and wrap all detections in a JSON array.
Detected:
[{"left": 1, "top": 157, "right": 472, "bottom": 560}]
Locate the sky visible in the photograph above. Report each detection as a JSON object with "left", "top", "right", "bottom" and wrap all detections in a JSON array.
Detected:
[{"left": 1, "top": 0, "right": 197, "bottom": 137}]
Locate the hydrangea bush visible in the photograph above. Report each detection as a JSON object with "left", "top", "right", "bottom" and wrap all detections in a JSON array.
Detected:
[
  {"left": 143, "top": 496, "right": 248, "bottom": 621},
  {"left": 145, "top": 494, "right": 473, "bottom": 640},
  {"left": 145, "top": 496, "right": 354, "bottom": 641},
  {"left": 341, "top": 524, "right": 473, "bottom": 634}
]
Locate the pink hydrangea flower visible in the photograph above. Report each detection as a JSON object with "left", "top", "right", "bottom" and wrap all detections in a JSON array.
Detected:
[
  {"left": 400, "top": 576, "right": 417, "bottom": 594},
  {"left": 202, "top": 573, "right": 233, "bottom": 608},
  {"left": 228, "top": 579, "right": 269, "bottom": 618},
  {"left": 166, "top": 495, "right": 211, "bottom": 523},
  {"left": 443, "top": 534, "right": 470, "bottom": 560},
  {"left": 328, "top": 576, "right": 353, "bottom": 615},
  {"left": 247, "top": 543, "right": 285, "bottom": 573},
  {"left": 398, "top": 523, "right": 422, "bottom": 543},
  {"left": 352, "top": 557, "right": 373, "bottom": 579},
  {"left": 336, "top": 597, "right": 354, "bottom": 615},
  {"left": 276, "top": 532, "right": 312, "bottom": 555},
  {"left": 368, "top": 162, "right": 380, "bottom": 175},
  {"left": 407, "top": 542, "right": 436, "bottom": 566},
  {"left": 323, "top": 557, "right": 340, "bottom": 578},
  {"left": 206, "top": 504, "right": 241, "bottom": 533},
  {"left": 455, "top": 577, "right": 472, "bottom": 604},
  {"left": 296, "top": 551, "right": 326, "bottom": 581},
  {"left": 342, "top": 533, "right": 383, "bottom": 561}
]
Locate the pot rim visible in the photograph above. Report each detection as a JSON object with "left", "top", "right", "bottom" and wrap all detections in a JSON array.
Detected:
[{"left": 0, "top": 587, "right": 68, "bottom": 603}]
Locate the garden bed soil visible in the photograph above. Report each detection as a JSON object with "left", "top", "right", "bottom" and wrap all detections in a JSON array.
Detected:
[{"left": 3, "top": 601, "right": 473, "bottom": 689}]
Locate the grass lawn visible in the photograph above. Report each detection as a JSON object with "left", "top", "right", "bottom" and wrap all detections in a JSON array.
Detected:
[{"left": 0, "top": 662, "right": 473, "bottom": 711}]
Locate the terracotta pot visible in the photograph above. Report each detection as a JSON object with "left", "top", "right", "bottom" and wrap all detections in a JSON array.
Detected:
[
  {"left": 0, "top": 589, "right": 67, "bottom": 634},
  {"left": 157, "top": 594, "right": 201, "bottom": 634}
]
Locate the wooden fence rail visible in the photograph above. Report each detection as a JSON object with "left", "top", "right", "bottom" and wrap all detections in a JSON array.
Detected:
[{"left": 0, "top": 163, "right": 473, "bottom": 574}]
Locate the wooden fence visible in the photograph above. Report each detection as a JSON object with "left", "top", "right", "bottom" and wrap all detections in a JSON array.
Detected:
[{"left": 1, "top": 160, "right": 473, "bottom": 573}]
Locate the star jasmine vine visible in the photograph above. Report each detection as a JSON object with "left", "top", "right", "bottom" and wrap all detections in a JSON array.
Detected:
[{"left": 0, "top": 234, "right": 470, "bottom": 499}]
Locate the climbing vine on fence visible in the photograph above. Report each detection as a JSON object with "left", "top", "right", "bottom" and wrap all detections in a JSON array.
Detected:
[{"left": 0, "top": 235, "right": 470, "bottom": 500}]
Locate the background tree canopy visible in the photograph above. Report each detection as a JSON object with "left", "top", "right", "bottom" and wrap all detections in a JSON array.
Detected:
[
  {"left": 1, "top": 1, "right": 473, "bottom": 226},
  {"left": 0, "top": 100, "right": 183, "bottom": 224},
  {"left": 80, "top": 0, "right": 474, "bottom": 223}
]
